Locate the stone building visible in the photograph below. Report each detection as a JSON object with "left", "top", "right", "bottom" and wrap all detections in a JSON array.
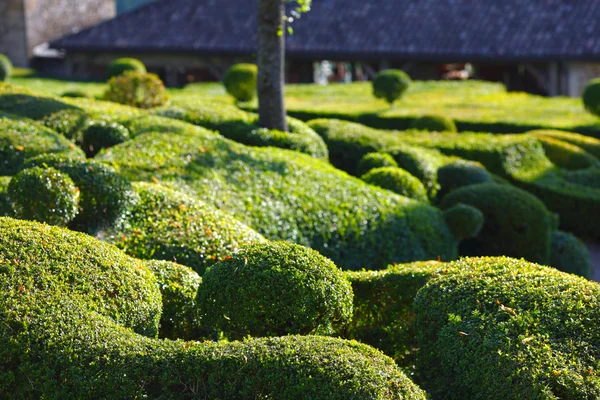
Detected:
[{"left": 0, "top": 0, "right": 115, "bottom": 67}]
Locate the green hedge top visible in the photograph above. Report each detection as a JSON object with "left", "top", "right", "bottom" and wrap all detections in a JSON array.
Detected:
[
  {"left": 529, "top": 129, "right": 600, "bottom": 160},
  {"left": 98, "top": 124, "right": 457, "bottom": 270},
  {"left": 411, "top": 114, "right": 457, "bottom": 133},
  {"left": 223, "top": 63, "right": 258, "bottom": 102},
  {"left": 0, "top": 113, "right": 84, "bottom": 175},
  {"left": 106, "top": 57, "right": 147, "bottom": 80},
  {"left": 414, "top": 256, "right": 600, "bottom": 399},
  {"left": 361, "top": 166, "right": 428, "bottom": 202}
]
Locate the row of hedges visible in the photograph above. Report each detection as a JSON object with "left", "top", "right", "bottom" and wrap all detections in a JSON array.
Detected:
[{"left": 0, "top": 217, "right": 426, "bottom": 399}]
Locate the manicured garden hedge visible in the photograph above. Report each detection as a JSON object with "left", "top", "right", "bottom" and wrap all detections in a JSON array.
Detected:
[
  {"left": 361, "top": 167, "right": 428, "bottom": 202},
  {"left": 99, "top": 121, "right": 458, "bottom": 270},
  {"left": 414, "top": 256, "right": 600, "bottom": 399},
  {"left": 0, "top": 176, "right": 11, "bottom": 216},
  {"left": 105, "top": 182, "right": 264, "bottom": 275},
  {"left": 0, "top": 217, "right": 426, "bottom": 399}
]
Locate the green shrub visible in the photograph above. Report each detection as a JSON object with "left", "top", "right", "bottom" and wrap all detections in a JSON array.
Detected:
[
  {"left": 345, "top": 261, "right": 443, "bottom": 368},
  {"left": 105, "top": 182, "right": 264, "bottom": 275},
  {"left": 436, "top": 160, "right": 492, "bottom": 199},
  {"left": 82, "top": 120, "right": 130, "bottom": 157},
  {"left": 361, "top": 167, "right": 428, "bottom": 202},
  {"left": 223, "top": 63, "right": 258, "bottom": 102},
  {"left": 357, "top": 152, "right": 399, "bottom": 176},
  {"left": 99, "top": 126, "right": 457, "bottom": 270},
  {"left": 0, "top": 54, "right": 12, "bottom": 81},
  {"left": 443, "top": 203, "right": 484, "bottom": 241},
  {"left": 0, "top": 113, "right": 84, "bottom": 175},
  {"left": 0, "top": 176, "right": 12, "bottom": 216},
  {"left": 583, "top": 78, "right": 600, "bottom": 118},
  {"left": 106, "top": 57, "right": 146, "bottom": 80},
  {"left": 8, "top": 167, "right": 79, "bottom": 226},
  {"left": 24, "top": 154, "right": 132, "bottom": 232},
  {"left": 441, "top": 183, "right": 553, "bottom": 264},
  {"left": 372, "top": 69, "right": 411, "bottom": 105},
  {"left": 41, "top": 108, "right": 89, "bottom": 142},
  {"left": 60, "top": 90, "right": 89, "bottom": 98},
  {"left": 154, "top": 101, "right": 329, "bottom": 159},
  {"left": 104, "top": 71, "right": 167, "bottom": 109},
  {"left": 144, "top": 259, "right": 202, "bottom": 340},
  {"left": 0, "top": 218, "right": 424, "bottom": 399},
  {"left": 549, "top": 231, "right": 593, "bottom": 279},
  {"left": 529, "top": 129, "right": 600, "bottom": 160},
  {"left": 197, "top": 241, "right": 354, "bottom": 339},
  {"left": 531, "top": 135, "right": 597, "bottom": 170},
  {"left": 414, "top": 256, "right": 600, "bottom": 399},
  {"left": 411, "top": 114, "right": 457, "bottom": 132}
]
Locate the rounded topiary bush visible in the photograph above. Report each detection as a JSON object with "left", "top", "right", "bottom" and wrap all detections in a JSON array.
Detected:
[
  {"left": 61, "top": 90, "right": 90, "bottom": 98},
  {"left": 550, "top": 231, "right": 593, "bottom": 279},
  {"left": 436, "top": 160, "right": 492, "bottom": 199},
  {"left": 223, "top": 63, "right": 258, "bottom": 102},
  {"left": 372, "top": 69, "right": 411, "bottom": 105},
  {"left": 196, "top": 241, "right": 354, "bottom": 339},
  {"left": 82, "top": 120, "right": 130, "bottom": 157},
  {"left": 443, "top": 202, "right": 484, "bottom": 241},
  {"left": 8, "top": 166, "right": 79, "bottom": 226},
  {"left": 361, "top": 167, "right": 428, "bottom": 202},
  {"left": 411, "top": 114, "right": 457, "bottom": 132},
  {"left": 357, "top": 152, "right": 399, "bottom": 177},
  {"left": 583, "top": 78, "right": 600, "bottom": 118},
  {"left": 0, "top": 53, "right": 13, "bottom": 81},
  {"left": 106, "top": 57, "right": 146, "bottom": 80},
  {"left": 441, "top": 183, "right": 553, "bottom": 264},
  {"left": 42, "top": 109, "right": 89, "bottom": 142},
  {"left": 0, "top": 176, "right": 13, "bottom": 217},
  {"left": 104, "top": 71, "right": 167, "bottom": 109}
]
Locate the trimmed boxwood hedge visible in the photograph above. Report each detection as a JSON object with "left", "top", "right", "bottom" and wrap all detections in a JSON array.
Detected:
[
  {"left": 0, "top": 217, "right": 426, "bottom": 399},
  {"left": 105, "top": 182, "right": 264, "bottom": 275},
  {"left": 357, "top": 152, "right": 399, "bottom": 176},
  {"left": 414, "top": 256, "right": 600, "bottom": 399},
  {"left": 197, "top": 241, "right": 354, "bottom": 339},
  {"left": 106, "top": 57, "right": 146, "bottom": 80},
  {"left": 223, "top": 63, "right": 258, "bottom": 102},
  {"left": 82, "top": 120, "right": 130, "bottom": 157},
  {"left": 441, "top": 183, "right": 554, "bottom": 264},
  {"left": 0, "top": 113, "right": 84, "bottom": 175},
  {"left": 99, "top": 124, "right": 458, "bottom": 270},
  {"left": 436, "top": 161, "right": 492, "bottom": 200},
  {"left": 531, "top": 135, "right": 598, "bottom": 170},
  {"left": 0, "top": 176, "right": 11, "bottom": 216},
  {"left": 549, "top": 231, "right": 593, "bottom": 279},
  {"left": 529, "top": 129, "right": 600, "bottom": 159},
  {"left": 442, "top": 203, "right": 484, "bottom": 241},
  {"left": 41, "top": 108, "right": 89, "bottom": 142},
  {"left": 154, "top": 100, "right": 329, "bottom": 159},
  {"left": 361, "top": 167, "right": 428, "bottom": 202},
  {"left": 411, "top": 114, "right": 457, "bottom": 133}
]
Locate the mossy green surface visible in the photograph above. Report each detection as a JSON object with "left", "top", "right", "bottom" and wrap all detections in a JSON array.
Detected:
[{"left": 361, "top": 167, "right": 428, "bottom": 202}]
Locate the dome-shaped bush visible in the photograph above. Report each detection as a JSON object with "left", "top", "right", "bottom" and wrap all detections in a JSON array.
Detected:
[
  {"left": 42, "top": 109, "right": 89, "bottom": 143},
  {"left": 411, "top": 114, "right": 457, "bottom": 132},
  {"left": 82, "top": 120, "right": 130, "bottom": 157},
  {"left": 104, "top": 71, "right": 167, "bottom": 109},
  {"left": 443, "top": 203, "right": 484, "bottom": 241},
  {"left": 361, "top": 167, "right": 428, "bottom": 202},
  {"left": 223, "top": 63, "right": 258, "bottom": 103},
  {"left": 196, "top": 241, "right": 354, "bottom": 339},
  {"left": 8, "top": 166, "right": 79, "bottom": 226},
  {"left": 0, "top": 53, "right": 13, "bottom": 81},
  {"left": 441, "top": 183, "right": 553, "bottom": 264},
  {"left": 549, "top": 231, "right": 593, "bottom": 279},
  {"left": 372, "top": 69, "right": 412, "bottom": 105},
  {"left": 583, "top": 78, "right": 600, "bottom": 118},
  {"left": 357, "top": 152, "right": 399, "bottom": 176},
  {"left": 106, "top": 57, "right": 146, "bottom": 80},
  {"left": 437, "top": 160, "right": 492, "bottom": 199}
]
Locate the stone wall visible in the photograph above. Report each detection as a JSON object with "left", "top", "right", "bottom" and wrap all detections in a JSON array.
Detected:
[
  {"left": 566, "top": 62, "right": 600, "bottom": 97},
  {"left": 0, "top": 0, "right": 28, "bottom": 67}
]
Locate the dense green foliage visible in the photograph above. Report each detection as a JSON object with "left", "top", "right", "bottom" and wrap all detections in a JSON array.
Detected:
[
  {"left": 414, "top": 256, "right": 600, "bottom": 399},
  {"left": 532, "top": 134, "right": 598, "bottom": 170},
  {"left": 411, "top": 114, "right": 457, "bottom": 132},
  {"left": 583, "top": 78, "right": 600, "bottom": 118},
  {"left": 356, "top": 152, "right": 399, "bottom": 176},
  {"left": 24, "top": 154, "right": 132, "bottom": 232},
  {"left": 0, "top": 113, "right": 84, "bottom": 175},
  {"left": 8, "top": 167, "right": 79, "bottom": 226},
  {"left": 436, "top": 160, "right": 492, "bottom": 199},
  {"left": 144, "top": 259, "right": 202, "bottom": 340},
  {"left": 155, "top": 100, "right": 329, "bottom": 159},
  {"left": 530, "top": 129, "right": 600, "bottom": 160},
  {"left": 41, "top": 108, "right": 89, "bottom": 142},
  {"left": 197, "top": 241, "right": 354, "bottom": 339},
  {"left": 106, "top": 57, "right": 147, "bottom": 79},
  {"left": 61, "top": 90, "right": 90, "bottom": 98},
  {"left": 104, "top": 71, "right": 167, "bottom": 109},
  {"left": 361, "top": 167, "right": 428, "bottom": 202},
  {"left": 346, "top": 261, "right": 443, "bottom": 368},
  {"left": 223, "top": 63, "right": 258, "bottom": 102},
  {"left": 443, "top": 203, "right": 484, "bottom": 241},
  {"left": 0, "top": 217, "right": 424, "bottom": 399},
  {"left": 82, "top": 120, "right": 130, "bottom": 157},
  {"left": 105, "top": 182, "right": 264, "bottom": 275},
  {"left": 0, "top": 177, "right": 10, "bottom": 216},
  {"left": 100, "top": 124, "right": 457, "bottom": 270},
  {"left": 0, "top": 54, "right": 12, "bottom": 82},
  {"left": 441, "top": 183, "right": 553, "bottom": 264},
  {"left": 549, "top": 231, "right": 593, "bottom": 279},
  {"left": 372, "top": 69, "right": 411, "bottom": 105}
]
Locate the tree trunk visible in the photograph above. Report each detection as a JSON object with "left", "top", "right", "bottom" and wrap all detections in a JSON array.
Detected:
[{"left": 257, "top": 0, "right": 288, "bottom": 131}]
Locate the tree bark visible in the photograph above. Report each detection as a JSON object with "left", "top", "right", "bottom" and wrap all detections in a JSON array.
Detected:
[{"left": 257, "top": 0, "right": 288, "bottom": 131}]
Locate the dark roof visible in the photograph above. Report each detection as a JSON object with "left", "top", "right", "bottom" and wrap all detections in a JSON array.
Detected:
[{"left": 51, "top": 0, "right": 600, "bottom": 62}]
